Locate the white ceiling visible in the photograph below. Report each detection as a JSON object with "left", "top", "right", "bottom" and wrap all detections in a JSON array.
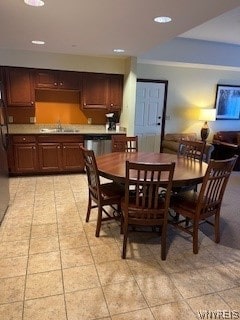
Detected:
[
  {"left": 179, "top": 6, "right": 240, "bottom": 46},
  {"left": 0, "top": 1, "right": 239, "bottom": 60}
]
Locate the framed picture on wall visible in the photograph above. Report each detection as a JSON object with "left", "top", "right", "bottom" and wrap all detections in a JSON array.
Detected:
[{"left": 214, "top": 84, "right": 240, "bottom": 120}]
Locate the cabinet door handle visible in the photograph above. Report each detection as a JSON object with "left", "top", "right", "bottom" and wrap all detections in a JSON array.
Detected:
[
  {"left": 54, "top": 82, "right": 58, "bottom": 86},
  {"left": 57, "top": 146, "right": 61, "bottom": 149},
  {"left": 22, "top": 138, "right": 26, "bottom": 141},
  {"left": 63, "top": 146, "right": 66, "bottom": 149},
  {"left": 59, "top": 82, "right": 63, "bottom": 86},
  {"left": 33, "top": 146, "right": 36, "bottom": 149}
]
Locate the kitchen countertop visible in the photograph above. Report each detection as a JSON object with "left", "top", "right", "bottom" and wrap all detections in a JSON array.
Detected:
[{"left": 8, "top": 124, "right": 126, "bottom": 135}]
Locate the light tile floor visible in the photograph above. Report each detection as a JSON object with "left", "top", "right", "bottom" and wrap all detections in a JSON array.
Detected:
[{"left": 0, "top": 174, "right": 240, "bottom": 320}]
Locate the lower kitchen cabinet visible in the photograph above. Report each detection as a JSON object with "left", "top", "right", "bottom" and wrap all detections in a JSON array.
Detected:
[
  {"left": 38, "top": 141, "right": 84, "bottom": 172},
  {"left": 38, "top": 143, "right": 62, "bottom": 172},
  {"left": 62, "top": 143, "right": 84, "bottom": 171},
  {"left": 14, "top": 143, "right": 38, "bottom": 173},
  {"left": 8, "top": 134, "right": 85, "bottom": 175},
  {"left": 37, "top": 135, "right": 84, "bottom": 173},
  {"left": 9, "top": 135, "right": 38, "bottom": 174}
]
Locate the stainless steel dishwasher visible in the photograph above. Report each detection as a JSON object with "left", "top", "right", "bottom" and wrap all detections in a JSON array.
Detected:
[{"left": 84, "top": 134, "right": 112, "bottom": 156}]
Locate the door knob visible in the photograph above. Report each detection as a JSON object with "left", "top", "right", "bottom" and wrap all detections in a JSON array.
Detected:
[{"left": 157, "top": 123, "right": 161, "bottom": 126}]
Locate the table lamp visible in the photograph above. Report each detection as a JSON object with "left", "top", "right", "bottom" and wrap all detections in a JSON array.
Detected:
[{"left": 199, "top": 109, "right": 216, "bottom": 141}]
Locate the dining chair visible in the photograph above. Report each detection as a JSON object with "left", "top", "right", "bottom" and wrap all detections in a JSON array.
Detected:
[
  {"left": 125, "top": 136, "right": 138, "bottom": 152},
  {"left": 112, "top": 135, "right": 138, "bottom": 152},
  {"left": 81, "top": 147, "right": 124, "bottom": 237},
  {"left": 178, "top": 139, "right": 206, "bottom": 162},
  {"left": 121, "top": 160, "right": 175, "bottom": 260},
  {"left": 173, "top": 139, "right": 207, "bottom": 197},
  {"left": 170, "top": 155, "right": 238, "bottom": 254}
]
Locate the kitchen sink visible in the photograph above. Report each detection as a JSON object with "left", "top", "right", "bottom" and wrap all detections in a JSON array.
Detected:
[
  {"left": 62, "top": 128, "right": 80, "bottom": 133},
  {"left": 40, "top": 128, "right": 79, "bottom": 133}
]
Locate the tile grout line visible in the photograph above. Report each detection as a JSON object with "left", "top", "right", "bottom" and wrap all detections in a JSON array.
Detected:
[
  {"left": 70, "top": 174, "right": 114, "bottom": 319},
  {"left": 19, "top": 177, "right": 37, "bottom": 320},
  {"left": 54, "top": 175, "right": 69, "bottom": 320}
]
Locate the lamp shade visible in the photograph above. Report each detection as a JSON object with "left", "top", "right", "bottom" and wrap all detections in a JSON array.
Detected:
[{"left": 199, "top": 109, "right": 216, "bottom": 121}]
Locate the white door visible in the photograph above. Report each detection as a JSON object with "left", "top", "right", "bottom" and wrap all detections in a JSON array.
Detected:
[{"left": 134, "top": 80, "right": 167, "bottom": 152}]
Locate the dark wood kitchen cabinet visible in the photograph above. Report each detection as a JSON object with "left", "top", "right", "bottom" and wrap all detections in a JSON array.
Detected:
[
  {"left": 82, "top": 73, "right": 108, "bottom": 108},
  {"left": 8, "top": 134, "right": 85, "bottom": 175},
  {"left": 62, "top": 142, "right": 84, "bottom": 171},
  {"left": 38, "top": 134, "right": 84, "bottom": 173},
  {"left": 9, "top": 135, "right": 38, "bottom": 173},
  {"left": 4, "top": 67, "right": 35, "bottom": 107},
  {"left": 38, "top": 142, "right": 85, "bottom": 172},
  {"left": 108, "top": 74, "right": 124, "bottom": 111},
  {"left": 38, "top": 142, "right": 62, "bottom": 172},
  {"left": 82, "top": 73, "right": 123, "bottom": 110},
  {"left": 35, "top": 69, "right": 80, "bottom": 90}
]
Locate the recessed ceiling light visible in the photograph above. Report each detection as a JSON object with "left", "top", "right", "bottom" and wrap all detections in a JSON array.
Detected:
[
  {"left": 32, "top": 40, "right": 45, "bottom": 45},
  {"left": 24, "top": 0, "right": 45, "bottom": 7},
  {"left": 154, "top": 16, "right": 172, "bottom": 23},
  {"left": 113, "top": 49, "right": 125, "bottom": 53}
]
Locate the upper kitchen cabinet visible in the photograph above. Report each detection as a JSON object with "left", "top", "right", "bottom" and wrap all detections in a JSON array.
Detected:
[
  {"left": 35, "top": 69, "right": 80, "bottom": 90},
  {"left": 82, "top": 73, "right": 108, "bottom": 108},
  {"left": 108, "top": 74, "right": 124, "bottom": 111},
  {"left": 4, "top": 67, "right": 35, "bottom": 107},
  {"left": 82, "top": 73, "right": 123, "bottom": 110}
]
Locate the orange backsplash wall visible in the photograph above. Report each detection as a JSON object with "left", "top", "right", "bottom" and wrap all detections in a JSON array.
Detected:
[{"left": 35, "top": 90, "right": 106, "bottom": 124}]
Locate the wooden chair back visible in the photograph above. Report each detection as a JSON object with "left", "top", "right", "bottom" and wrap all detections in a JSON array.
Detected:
[
  {"left": 81, "top": 146, "right": 123, "bottom": 237},
  {"left": 170, "top": 155, "right": 238, "bottom": 253},
  {"left": 81, "top": 147, "right": 101, "bottom": 203},
  {"left": 196, "top": 155, "right": 238, "bottom": 218},
  {"left": 178, "top": 139, "right": 206, "bottom": 162},
  {"left": 125, "top": 136, "right": 138, "bottom": 152},
  {"left": 112, "top": 135, "right": 138, "bottom": 153},
  {"left": 121, "top": 160, "right": 175, "bottom": 260}
]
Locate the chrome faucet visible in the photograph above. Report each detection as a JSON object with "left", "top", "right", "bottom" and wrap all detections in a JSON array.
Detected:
[{"left": 56, "top": 120, "right": 63, "bottom": 132}]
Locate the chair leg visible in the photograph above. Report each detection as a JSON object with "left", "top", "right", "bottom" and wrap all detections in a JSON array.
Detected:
[
  {"left": 192, "top": 221, "right": 199, "bottom": 254},
  {"left": 161, "top": 224, "right": 167, "bottom": 260},
  {"left": 117, "top": 204, "right": 121, "bottom": 216},
  {"left": 215, "top": 212, "right": 220, "bottom": 243},
  {"left": 95, "top": 206, "right": 102, "bottom": 237},
  {"left": 120, "top": 214, "right": 124, "bottom": 234},
  {"left": 174, "top": 213, "right": 180, "bottom": 221},
  {"left": 122, "top": 223, "right": 128, "bottom": 259},
  {"left": 185, "top": 217, "right": 190, "bottom": 226},
  {"left": 85, "top": 193, "right": 92, "bottom": 222}
]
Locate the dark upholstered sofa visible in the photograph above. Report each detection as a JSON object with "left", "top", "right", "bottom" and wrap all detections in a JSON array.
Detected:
[
  {"left": 161, "top": 133, "right": 214, "bottom": 163},
  {"left": 212, "top": 131, "right": 240, "bottom": 171},
  {"left": 213, "top": 131, "right": 240, "bottom": 145}
]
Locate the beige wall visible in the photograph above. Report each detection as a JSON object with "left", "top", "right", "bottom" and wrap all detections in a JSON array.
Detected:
[
  {"left": 122, "top": 57, "right": 137, "bottom": 135},
  {"left": 0, "top": 49, "right": 126, "bottom": 74},
  {"left": 137, "top": 62, "right": 240, "bottom": 140}
]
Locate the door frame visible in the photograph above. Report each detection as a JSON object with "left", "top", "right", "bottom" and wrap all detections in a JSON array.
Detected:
[{"left": 136, "top": 78, "right": 168, "bottom": 152}]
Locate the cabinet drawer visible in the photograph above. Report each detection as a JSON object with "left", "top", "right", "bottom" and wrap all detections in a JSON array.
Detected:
[
  {"left": 38, "top": 134, "right": 84, "bottom": 143},
  {"left": 12, "top": 135, "right": 37, "bottom": 143}
]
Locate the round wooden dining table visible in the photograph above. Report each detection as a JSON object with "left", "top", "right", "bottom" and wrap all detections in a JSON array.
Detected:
[{"left": 96, "top": 152, "right": 208, "bottom": 187}]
